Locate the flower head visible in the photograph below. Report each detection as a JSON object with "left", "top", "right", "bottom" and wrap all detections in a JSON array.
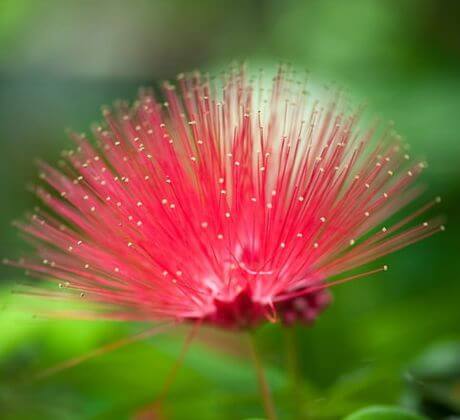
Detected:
[{"left": 9, "top": 65, "right": 442, "bottom": 329}]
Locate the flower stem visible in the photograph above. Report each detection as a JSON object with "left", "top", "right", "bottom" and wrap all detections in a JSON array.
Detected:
[
  {"left": 284, "top": 328, "right": 301, "bottom": 415},
  {"left": 159, "top": 321, "right": 201, "bottom": 401},
  {"left": 247, "top": 332, "right": 277, "bottom": 420}
]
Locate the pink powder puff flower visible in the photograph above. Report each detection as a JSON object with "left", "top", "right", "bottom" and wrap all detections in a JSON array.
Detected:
[{"left": 8, "top": 65, "right": 443, "bottom": 330}]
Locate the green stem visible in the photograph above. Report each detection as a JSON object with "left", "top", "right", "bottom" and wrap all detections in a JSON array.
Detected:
[
  {"left": 159, "top": 321, "right": 200, "bottom": 402},
  {"left": 247, "top": 332, "right": 277, "bottom": 420},
  {"left": 284, "top": 328, "right": 301, "bottom": 415}
]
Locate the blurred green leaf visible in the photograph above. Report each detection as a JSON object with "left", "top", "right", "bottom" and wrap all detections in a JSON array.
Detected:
[
  {"left": 403, "top": 340, "right": 460, "bottom": 418},
  {"left": 409, "top": 340, "right": 460, "bottom": 378},
  {"left": 344, "top": 405, "right": 427, "bottom": 420}
]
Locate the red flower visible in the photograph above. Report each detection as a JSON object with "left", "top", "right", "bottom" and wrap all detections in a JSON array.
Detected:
[{"left": 9, "top": 66, "right": 443, "bottom": 329}]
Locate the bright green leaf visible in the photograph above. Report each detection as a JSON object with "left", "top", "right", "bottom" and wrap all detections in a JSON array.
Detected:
[{"left": 344, "top": 405, "right": 427, "bottom": 420}]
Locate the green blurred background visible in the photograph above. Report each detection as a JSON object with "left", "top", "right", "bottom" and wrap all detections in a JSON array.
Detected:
[{"left": 1, "top": 0, "right": 460, "bottom": 419}]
